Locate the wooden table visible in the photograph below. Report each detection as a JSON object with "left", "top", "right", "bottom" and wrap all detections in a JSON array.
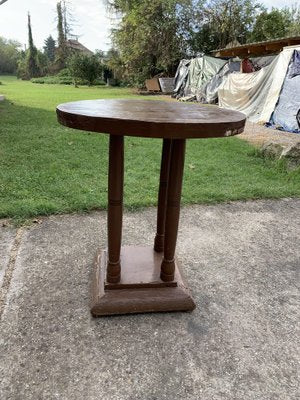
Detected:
[{"left": 56, "top": 99, "right": 246, "bottom": 316}]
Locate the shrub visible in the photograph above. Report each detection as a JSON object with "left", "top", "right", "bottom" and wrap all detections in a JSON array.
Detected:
[
  {"left": 31, "top": 74, "right": 106, "bottom": 86},
  {"left": 31, "top": 75, "right": 73, "bottom": 85},
  {"left": 93, "top": 79, "right": 106, "bottom": 86},
  {"left": 57, "top": 68, "right": 71, "bottom": 77},
  {"left": 67, "top": 54, "right": 102, "bottom": 86}
]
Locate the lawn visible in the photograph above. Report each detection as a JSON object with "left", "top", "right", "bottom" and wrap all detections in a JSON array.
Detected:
[{"left": 0, "top": 75, "right": 299, "bottom": 223}]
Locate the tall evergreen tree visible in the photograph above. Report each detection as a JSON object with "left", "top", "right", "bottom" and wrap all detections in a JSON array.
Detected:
[
  {"left": 57, "top": 1, "right": 66, "bottom": 46},
  {"left": 56, "top": 1, "right": 68, "bottom": 69},
  {"left": 44, "top": 35, "right": 56, "bottom": 62},
  {"left": 27, "top": 12, "right": 40, "bottom": 78},
  {"left": 62, "top": 0, "right": 73, "bottom": 39}
]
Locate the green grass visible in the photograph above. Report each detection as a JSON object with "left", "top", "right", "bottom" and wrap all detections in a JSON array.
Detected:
[{"left": 0, "top": 75, "right": 299, "bottom": 222}]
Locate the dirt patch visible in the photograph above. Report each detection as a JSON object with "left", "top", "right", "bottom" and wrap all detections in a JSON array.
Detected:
[{"left": 238, "top": 121, "right": 300, "bottom": 148}]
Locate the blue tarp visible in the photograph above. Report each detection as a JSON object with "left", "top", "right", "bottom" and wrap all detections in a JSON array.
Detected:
[{"left": 270, "top": 50, "right": 300, "bottom": 133}]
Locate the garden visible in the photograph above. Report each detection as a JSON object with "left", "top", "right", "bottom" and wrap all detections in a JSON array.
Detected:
[{"left": 1, "top": 75, "right": 299, "bottom": 224}]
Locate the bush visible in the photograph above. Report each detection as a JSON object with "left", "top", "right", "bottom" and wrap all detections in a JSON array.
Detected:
[
  {"left": 31, "top": 74, "right": 106, "bottom": 86},
  {"left": 31, "top": 75, "right": 73, "bottom": 85},
  {"left": 57, "top": 68, "right": 71, "bottom": 77},
  {"left": 93, "top": 79, "right": 106, "bottom": 86},
  {"left": 67, "top": 54, "right": 102, "bottom": 86}
]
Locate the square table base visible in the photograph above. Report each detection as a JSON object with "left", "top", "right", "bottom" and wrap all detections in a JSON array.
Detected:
[{"left": 91, "top": 246, "right": 196, "bottom": 317}]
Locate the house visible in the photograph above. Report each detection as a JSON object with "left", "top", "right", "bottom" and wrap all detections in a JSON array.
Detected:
[{"left": 65, "top": 39, "right": 93, "bottom": 56}]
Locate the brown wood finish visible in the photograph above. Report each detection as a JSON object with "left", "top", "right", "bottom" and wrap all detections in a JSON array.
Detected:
[
  {"left": 105, "top": 246, "right": 177, "bottom": 290},
  {"left": 56, "top": 99, "right": 246, "bottom": 316},
  {"left": 212, "top": 36, "right": 300, "bottom": 57},
  {"left": 154, "top": 139, "right": 172, "bottom": 253},
  {"left": 107, "top": 135, "right": 124, "bottom": 284},
  {"left": 160, "top": 139, "right": 186, "bottom": 282},
  {"left": 56, "top": 99, "right": 246, "bottom": 139},
  {"left": 91, "top": 247, "right": 196, "bottom": 316}
]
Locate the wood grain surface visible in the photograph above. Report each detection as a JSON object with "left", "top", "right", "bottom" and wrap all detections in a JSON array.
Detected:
[
  {"left": 57, "top": 99, "right": 246, "bottom": 139},
  {"left": 91, "top": 247, "right": 196, "bottom": 316}
]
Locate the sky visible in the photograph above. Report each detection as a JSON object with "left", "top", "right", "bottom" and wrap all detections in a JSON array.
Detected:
[{"left": 0, "top": 0, "right": 298, "bottom": 52}]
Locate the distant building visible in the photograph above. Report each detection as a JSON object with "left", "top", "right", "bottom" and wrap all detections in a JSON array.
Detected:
[{"left": 65, "top": 39, "right": 93, "bottom": 56}]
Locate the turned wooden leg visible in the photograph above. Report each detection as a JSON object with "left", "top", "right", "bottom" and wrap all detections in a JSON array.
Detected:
[
  {"left": 160, "top": 139, "right": 186, "bottom": 282},
  {"left": 154, "top": 139, "right": 172, "bottom": 253},
  {"left": 107, "top": 135, "right": 124, "bottom": 283}
]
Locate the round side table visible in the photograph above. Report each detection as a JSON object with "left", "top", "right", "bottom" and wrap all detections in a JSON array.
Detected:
[{"left": 57, "top": 99, "right": 246, "bottom": 316}]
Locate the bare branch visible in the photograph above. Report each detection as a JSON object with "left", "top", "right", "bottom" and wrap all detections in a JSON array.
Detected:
[{"left": 0, "top": 0, "right": 9, "bottom": 5}]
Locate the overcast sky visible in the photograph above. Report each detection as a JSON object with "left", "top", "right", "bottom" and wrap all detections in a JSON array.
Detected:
[{"left": 0, "top": 0, "right": 298, "bottom": 52}]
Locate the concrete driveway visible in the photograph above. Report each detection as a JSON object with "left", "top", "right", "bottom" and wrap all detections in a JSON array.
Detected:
[{"left": 1, "top": 199, "right": 299, "bottom": 400}]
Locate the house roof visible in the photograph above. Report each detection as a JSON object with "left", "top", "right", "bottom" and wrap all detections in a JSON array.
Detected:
[
  {"left": 212, "top": 36, "right": 300, "bottom": 58},
  {"left": 66, "top": 40, "right": 93, "bottom": 56}
]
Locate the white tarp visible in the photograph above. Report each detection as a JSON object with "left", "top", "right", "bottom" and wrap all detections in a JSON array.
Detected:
[{"left": 218, "top": 47, "right": 298, "bottom": 124}]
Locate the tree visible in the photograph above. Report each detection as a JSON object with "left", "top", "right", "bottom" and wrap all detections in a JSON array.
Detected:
[
  {"left": 27, "top": 13, "right": 40, "bottom": 78},
  {"left": 108, "top": 0, "right": 195, "bottom": 85},
  {"left": 55, "top": 1, "right": 68, "bottom": 69},
  {"left": 57, "top": 1, "right": 66, "bottom": 46},
  {"left": 36, "top": 51, "right": 49, "bottom": 76},
  {"left": 189, "top": 23, "right": 220, "bottom": 55},
  {"left": 67, "top": 53, "right": 101, "bottom": 86},
  {"left": 61, "top": 0, "right": 77, "bottom": 39},
  {"left": 17, "top": 48, "right": 47, "bottom": 80},
  {"left": 17, "top": 14, "right": 45, "bottom": 79},
  {"left": 251, "top": 9, "right": 291, "bottom": 42},
  {"left": 105, "top": 48, "right": 122, "bottom": 80},
  {"left": 288, "top": 6, "right": 300, "bottom": 36},
  {"left": 107, "top": 0, "right": 265, "bottom": 83},
  {"left": 0, "top": 37, "right": 21, "bottom": 73},
  {"left": 44, "top": 35, "right": 56, "bottom": 62},
  {"left": 197, "top": 0, "right": 263, "bottom": 51}
]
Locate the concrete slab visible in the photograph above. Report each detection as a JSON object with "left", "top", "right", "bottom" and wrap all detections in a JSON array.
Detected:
[
  {"left": 0, "top": 224, "right": 17, "bottom": 288},
  {"left": 1, "top": 199, "right": 300, "bottom": 400}
]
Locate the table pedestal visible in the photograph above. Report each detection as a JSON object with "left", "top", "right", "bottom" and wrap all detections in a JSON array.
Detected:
[
  {"left": 91, "top": 246, "right": 195, "bottom": 316},
  {"left": 90, "top": 136, "right": 195, "bottom": 316}
]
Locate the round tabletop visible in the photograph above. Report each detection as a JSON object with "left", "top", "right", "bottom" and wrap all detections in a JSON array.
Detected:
[{"left": 56, "top": 99, "right": 246, "bottom": 139}]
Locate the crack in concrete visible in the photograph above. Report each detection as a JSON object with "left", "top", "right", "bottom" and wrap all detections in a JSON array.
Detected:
[{"left": 0, "top": 227, "right": 24, "bottom": 319}]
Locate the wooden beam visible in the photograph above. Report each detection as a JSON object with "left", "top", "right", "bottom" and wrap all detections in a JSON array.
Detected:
[
  {"left": 247, "top": 45, "right": 266, "bottom": 55},
  {"left": 233, "top": 48, "right": 249, "bottom": 57},
  {"left": 213, "top": 36, "right": 300, "bottom": 59},
  {"left": 265, "top": 43, "right": 283, "bottom": 52},
  {"left": 288, "top": 39, "right": 300, "bottom": 46}
]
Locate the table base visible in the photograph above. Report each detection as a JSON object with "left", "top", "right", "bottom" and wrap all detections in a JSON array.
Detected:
[{"left": 91, "top": 246, "right": 195, "bottom": 316}]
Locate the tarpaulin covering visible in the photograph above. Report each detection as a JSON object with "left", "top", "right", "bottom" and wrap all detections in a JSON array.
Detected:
[
  {"left": 218, "top": 47, "right": 297, "bottom": 124},
  {"left": 269, "top": 50, "right": 300, "bottom": 133},
  {"left": 173, "top": 56, "right": 227, "bottom": 100},
  {"left": 184, "top": 56, "right": 227, "bottom": 100},
  {"left": 202, "top": 61, "right": 240, "bottom": 104},
  {"left": 250, "top": 55, "right": 276, "bottom": 70},
  {"left": 173, "top": 59, "right": 190, "bottom": 98}
]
